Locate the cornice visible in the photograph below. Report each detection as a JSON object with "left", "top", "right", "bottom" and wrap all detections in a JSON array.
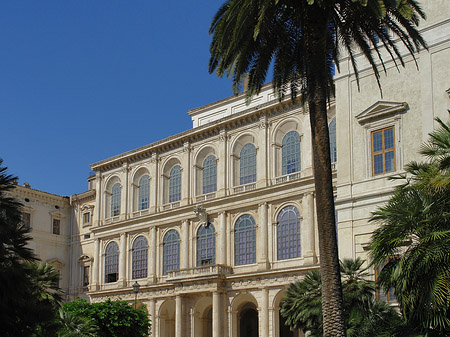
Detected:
[
  {"left": 90, "top": 95, "right": 314, "bottom": 172},
  {"left": 8, "top": 185, "right": 70, "bottom": 206},
  {"left": 71, "top": 189, "right": 96, "bottom": 204}
]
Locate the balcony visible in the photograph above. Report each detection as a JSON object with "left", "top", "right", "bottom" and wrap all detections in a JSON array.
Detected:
[
  {"left": 167, "top": 264, "right": 232, "bottom": 282},
  {"left": 132, "top": 209, "right": 149, "bottom": 218},
  {"left": 274, "top": 172, "right": 302, "bottom": 185},
  {"left": 104, "top": 216, "right": 120, "bottom": 225},
  {"left": 162, "top": 201, "right": 181, "bottom": 211},
  {"left": 233, "top": 183, "right": 256, "bottom": 194},
  {"left": 195, "top": 192, "right": 216, "bottom": 203}
]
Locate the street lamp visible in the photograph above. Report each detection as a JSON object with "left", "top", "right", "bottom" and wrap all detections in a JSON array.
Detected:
[{"left": 132, "top": 281, "right": 140, "bottom": 309}]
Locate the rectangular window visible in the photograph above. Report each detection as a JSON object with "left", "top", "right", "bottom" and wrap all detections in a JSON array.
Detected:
[
  {"left": 372, "top": 126, "right": 395, "bottom": 175},
  {"left": 83, "top": 212, "right": 90, "bottom": 225},
  {"left": 83, "top": 266, "right": 90, "bottom": 287},
  {"left": 22, "top": 212, "right": 31, "bottom": 229},
  {"left": 375, "top": 259, "right": 398, "bottom": 304},
  {"left": 52, "top": 219, "right": 61, "bottom": 235}
]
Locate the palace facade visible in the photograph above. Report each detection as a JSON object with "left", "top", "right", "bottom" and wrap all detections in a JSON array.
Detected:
[{"left": 9, "top": 2, "right": 450, "bottom": 337}]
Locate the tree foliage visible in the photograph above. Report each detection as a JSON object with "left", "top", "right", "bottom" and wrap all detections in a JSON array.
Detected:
[
  {"left": 62, "top": 298, "right": 150, "bottom": 337},
  {"left": 369, "top": 116, "right": 450, "bottom": 335},
  {"left": 0, "top": 159, "right": 63, "bottom": 336},
  {"left": 209, "top": 2, "right": 426, "bottom": 335},
  {"left": 280, "top": 258, "right": 402, "bottom": 337}
]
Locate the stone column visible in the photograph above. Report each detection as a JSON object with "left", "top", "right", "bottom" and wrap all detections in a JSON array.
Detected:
[
  {"left": 212, "top": 291, "right": 221, "bottom": 337},
  {"left": 257, "top": 115, "right": 269, "bottom": 188},
  {"left": 258, "top": 203, "right": 269, "bottom": 270},
  {"left": 92, "top": 238, "right": 99, "bottom": 290},
  {"left": 260, "top": 288, "right": 269, "bottom": 337},
  {"left": 149, "top": 299, "right": 156, "bottom": 337},
  {"left": 175, "top": 295, "right": 183, "bottom": 337},
  {"left": 181, "top": 141, "right": 191, "bottom": 206},
  {"left": 149, "top": 226, "right": 157, "bottom": 282},
  {"left": 218, "top": 212, "right": 227, "bottom": 265},
  {"left": 119, "top": 233, "right": 127, "bottom": 286},
  {"left": 302, "top": 192, "right": 316, "bottom": 264},
  {"left": 181, "top": 220, "right": 189, "bottom": 269},
  {"left": 94, "top": 172, "right": 102, "bottom": 226},
  {"left": 217, "top": 128, "right": 228, "bottom": 197},
  {"left": 121, "top": 163, "right": 129, "bottom": 221},
  {"left": 149, "top": 154, "right": 159, "bottom": 213}
]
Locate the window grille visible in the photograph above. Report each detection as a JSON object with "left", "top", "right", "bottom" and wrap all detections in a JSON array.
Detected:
[
  {"left": 240, "top": 143, "right": 256, "bottom": 185},
  {"left": 163, "top": 230, "right": 180, "bottom": 275},
  {"left": 277, "top": 206, "right": 301, "bottom": 260},
  {"left": 132, "top": 236, "right": 148, "bottom": 279},
  {"left": 138, "top": 175, "right": 150, "bottom": 210},
  {"left": 105, "top": 242, "right": 119, "bottom": 283},
  {"left": 282, "top": 131, "right": 301, "bottom": 175},
  {"left": 169, "top": 165, "right": 181, "bottom": 203},
  {"left": 202, "top": 155, "right": 217, "bottom": 194},
  {"left": 329, "top": 118, "right": 337, "bottom": 163},
  {"left": 197, "top": 224, "right": 216, "bottom": 266},
  {"left": 111, "top": 183, "right": 121, "bottom": 217},
  {"left": 234, "top": 214, "right": 256, "bottom": 265}
]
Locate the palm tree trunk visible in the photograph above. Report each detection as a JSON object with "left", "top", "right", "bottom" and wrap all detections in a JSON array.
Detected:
[{"left": 304, "top": 6, "right": 346, "bottom": 337}]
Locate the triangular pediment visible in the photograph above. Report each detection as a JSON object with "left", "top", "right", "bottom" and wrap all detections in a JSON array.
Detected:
[{"left": 356, "top": 101, "right": 408, "bottom": 124}]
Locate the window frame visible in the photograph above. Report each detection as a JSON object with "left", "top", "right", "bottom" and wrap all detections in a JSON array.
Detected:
[
  {"left": 169, "top": 165, "right": 182, "bottom": 203},
  {"left": 110, "top": 183, "right": 121, "bottom": 217},
  {"left": 104, "top": 241, "right": 119, "bottom": 283},
  {"left": 162, "top": 229, "right": 180, "bottom": 275},
  {"left": 202, "top": 155, "right": 217, "bottom": 194},
  {"left": 276, "top": 205, "right": 301, "bottom": 261},
  {"left": 239, "top": 143, "right": 257, "bottom": 185},
  {"left": 132, "top": 236, "right": 148, "bottom": 280},
  {"left": 371, "top": 126, "right": 396, "bottom": 176},
  {"left": 52, "top": 218, "right": 61, "bottom": 235},
  {"left": 196, "top": 224, "right": 216, "bottom": 267},
  {"left": 138, "top": 175, "right": 150, "bottom": 210},
  {"left": 281, "top": 130, "right": 301, "bottom": 175},
  {"left": 234, "top": 214, "right": 257, "bottom": 266}
]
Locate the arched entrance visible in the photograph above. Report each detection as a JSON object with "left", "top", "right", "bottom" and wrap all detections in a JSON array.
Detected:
[
  {"left": 239, "top": 303, "right": 258, "bottom": 337},
  {"left": 159, "top": 299, "right": 175, "bottom": 337},
  {"left": 273, "top": 289, "right": 302, "bottom": 337},
  {"left": 193, "top": 296, "right": 213, "bottom": 337}
]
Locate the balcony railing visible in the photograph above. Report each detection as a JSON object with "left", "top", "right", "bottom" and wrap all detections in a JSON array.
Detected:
[
  {"left": 104, "top": 216, "right": 120, "bottom": 225},
  {"left": 132, "top": 209, "right": 149, "bottom": 218},
  {"left": 233, "top": 183, "right": 256, "bottom": 194},
  {"left": 195, "top": 192, "right": 216, "bottom": 203},
  {"left": 162, "top": 201, "right": 181, "bottom": 211},
  {"left": 274, "top": 172, "right": 302, "bottom": 185},
  {"left": 167, "top": 264, "right": 232, "bottom": 281}
]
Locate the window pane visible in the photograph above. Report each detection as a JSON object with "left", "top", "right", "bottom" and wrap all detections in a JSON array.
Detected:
[
  {"left": 203, "top": 155, "right": 217, "bottom": 194},
  {"left": 374, "top": 154, "right": 383, "bottom": 175},
  {"left": 138, "top": 175, "right": 150, "bottom": 210},
  {"left": 105, "top": 242, "right": 119, "bottom": 283},
  {"left": 329, "top": 118, "right": 337, "bottom": 163},
  {"left": 384, "top": 128, "right": 394, "bottom": 149},
  {"left": 373, "top": 131, "right": 382, "bottom": 152},
  {"left": 385, "top": 151, "right": 395, "bottom": 172},
  {"left": 169, "top": 166, "right": 181, "bottom": 203},
  {"left": 240, "top": 144, "right": 256, "bottom": 185},
  {"left": 163, "top": 230, "right": 180, "bottom": 275},
  {"left": 282, "top": 131, "right": 301, "bottom": 175},
  {"left": 132, "top": 236, "right": 148, "bottom": 279},
  {"left": 277, "top": 206, "right": 301, "bottom": 260},
  {"left": 197, "top": 224, "right": 215, "bottom": 266},
  {"left": 234, "top": 215, "right": 256, "bottom": 265},
  {"left": 23, "top": 212, "right": 31, "bottom": 229},
  {"left": 111, "top": 183, "right": 121, "bottom": 217},
  {"left": 53, "top": 219, "right": 60, "bottom": 235}
]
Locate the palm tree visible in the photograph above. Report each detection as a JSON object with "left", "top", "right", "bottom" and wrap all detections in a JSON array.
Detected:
[
  {"left": 58, "top": 310, "right": 98, "bottom": 337},
  {"left": 209, "top": 1, "right": 427, "bottom": 335},
  {"left": 280, "top": 258, "right": 402, "bottom": 337},
  {"left": 370, "top": 116, "right": 450, "bottom": 335}
]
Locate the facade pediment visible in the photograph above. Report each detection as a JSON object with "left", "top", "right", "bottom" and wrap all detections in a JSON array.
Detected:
[{"left": 356, "top": 101, "right": 408, "bottom": 124}]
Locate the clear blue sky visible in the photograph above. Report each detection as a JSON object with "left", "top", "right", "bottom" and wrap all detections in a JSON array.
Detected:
[{"left": 0, "top": 0, "right": 236, "bottom": 196}]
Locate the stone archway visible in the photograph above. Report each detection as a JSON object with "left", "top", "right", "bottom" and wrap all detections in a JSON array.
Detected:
[
  {"left": 159, "top": 299, "right": 175, "bottom": 337},
  {"left": 239, "top": 303, "right": 258, "bottom": 337},
  {"left": 272, "top": 289, "right": 302, "bottom": 337},
  {"left": 193, "top": 296, "right": 213, "bottom": 337}
]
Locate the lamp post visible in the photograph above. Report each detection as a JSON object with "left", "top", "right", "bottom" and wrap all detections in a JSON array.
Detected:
[{"left": 132, "top": 281, "right": 140, "bottom": 309}]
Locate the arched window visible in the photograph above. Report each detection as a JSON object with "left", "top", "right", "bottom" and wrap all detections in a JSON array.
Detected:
[
  {"left": 277, "top": 206, "right": 301, "bottom": 260},
  {"left": 203, "top": 155, "right": 217, "bottom": 194},
  {"left": 132, "top": 236, "right": 148, "bottom": 279},
  {"left": 240, "top": 143, "right": 256, "bottom": 185},
  {"left": 163, "top": 230, "right": 180, "bottom": 275},
  {"left": 282, "top": 131, "right": 301, "bottom": 175},
  {"left": 329, "top": 118, "right": 337, "bottom": 163},
  {"left": 111, "top": 183, "right": 121, "bottom": 217},
  {"left": 105, "top": 242, "right": 119, "bottom": 283},
  {"left": 234, "top": 214, "right": 256, "bottom": 265},
  {"left": 197, "top": 224, "right": 215, "bottom": 266},
  {"left": 169, "top": 165, "right": 181, "bottom": 203},
  {"left": 138, "top": 175, "right": 150, "bottom": 210}
]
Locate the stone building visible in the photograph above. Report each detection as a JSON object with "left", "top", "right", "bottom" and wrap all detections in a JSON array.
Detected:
[{"left": 8, "top": 2, "right": 450, "bottom": 336}]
